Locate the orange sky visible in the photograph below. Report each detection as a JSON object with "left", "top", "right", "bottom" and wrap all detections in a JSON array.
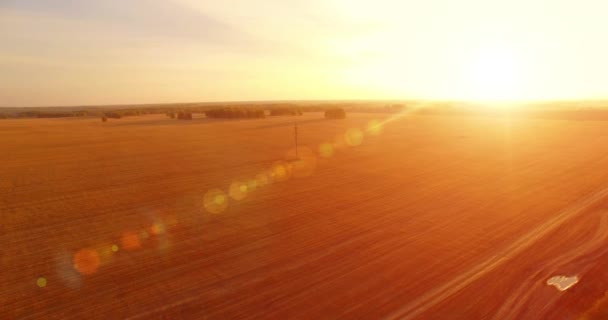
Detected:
[{"left": 1, "top": 0, "right": 608, "bottom": 106}]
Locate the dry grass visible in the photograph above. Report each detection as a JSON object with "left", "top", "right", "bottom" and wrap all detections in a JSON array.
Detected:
[{"left": 4, "top": 112, "right": 608, "bottom": 319}]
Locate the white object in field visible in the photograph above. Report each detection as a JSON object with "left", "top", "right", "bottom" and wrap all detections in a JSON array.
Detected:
[{"left": 546, "top": 275, "right": 579, "bottom": 291}]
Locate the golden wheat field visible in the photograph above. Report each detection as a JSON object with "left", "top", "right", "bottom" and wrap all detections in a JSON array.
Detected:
[{"left": 5, "top": 112, "right": 608, "bottom": 319}]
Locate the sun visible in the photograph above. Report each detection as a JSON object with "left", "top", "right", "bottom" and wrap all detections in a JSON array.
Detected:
[{"left": 463, "top": 44, "right": 527, "bottom": 102}]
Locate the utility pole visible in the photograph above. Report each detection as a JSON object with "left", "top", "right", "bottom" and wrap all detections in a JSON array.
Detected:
[{"left": 294, "top": 121, "right": 299, "bottom": 160}]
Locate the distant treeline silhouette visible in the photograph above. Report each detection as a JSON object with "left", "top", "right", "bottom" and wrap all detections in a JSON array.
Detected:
[
  {"left": 8, "top": 101, "right": 608, "bottom": 122},
  {"left": 177, "top": 111, "right": 193, "bottom": 120},
  {"left": 13, "top": 110, "right": 89, "bottom": 118},
  {"left": 205, "top": 108, "right": 266, "bottom": 119},
  {"left": 104, "top": 112, "right": 122, "bottom": 119}
]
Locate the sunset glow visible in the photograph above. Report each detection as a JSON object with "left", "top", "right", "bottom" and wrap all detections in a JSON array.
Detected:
[{"left": 2, "top": 0, "right": 608, "bottom": 106}]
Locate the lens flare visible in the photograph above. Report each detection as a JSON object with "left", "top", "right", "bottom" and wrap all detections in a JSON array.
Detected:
[
  {"left": 345, "top": 128, "right": 364, "bottom": 147},
  {"left": 247, "top": 179, "right": 258, "bottom": 192},
  {"left": 55, "top": 250, "right": 82, "bottom": 289},
  {"left": 203, "top": 188, "right": 229, "bottom": 214},
  {"left": 229, "top": 181, "right": 248, "bottom": 201},
  {"left": 111, "top": 244, "right": 119, "bottom": 252},
  {"left": 98, "top": 245, "right": 114, "bottom": 265},
  {"left": 36, "top": 277, "right": 47, "bottom": 288},
  {"left": 319, "top": 143, "right": 334, "bottom": 158},
  {"left": 271, "top": 161, "right": 292, "bottom": 182},
  {"left": 274, "top": 166, "right": 286, "bottom": 180},
  {"left": 72, "top": 248, "right": 101, "bottom": 275},
  {"left": 255, "top": 173, "right": 270, "bottom": 187},
  {"left": 149, "top": 222, "right": 165, "bottom": 236},
  {"left": 366, "top": 120, "right": 383, "bottom": 136},
  {"left": 121, "top": 231, "right": 142, "bottom": 251},
  {"left": 288, "top": 146, "right": 317, "bottom": 178}
]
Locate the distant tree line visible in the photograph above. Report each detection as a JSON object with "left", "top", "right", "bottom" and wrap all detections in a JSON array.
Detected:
[
  {"left": 177, "top": 111, "right": 193, "bottom": 120},
  {"left": 0, "top": 101, "right": 437, "bottom": 121},
  {"left": 205, "top": 108, "right": 265, "bottom": 119},
  {"left": 13, "top": 110, "right": 89, "bottom": 118},
  {"left": 104, "top": 112, "right": 122, "bottom": 119}
]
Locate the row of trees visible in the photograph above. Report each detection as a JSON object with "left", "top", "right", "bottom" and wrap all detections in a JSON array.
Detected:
[
  {"left": 12, "top": 110, "right": 89, "bottom": 118},
  {"left": 104, "top": 112, "right": 122, "bottom": 119},
  {"left": 205, "top": 108, "right": 266, "bottom": 119},
  {"left": 3, "top": 103, "right": 362, "bottom": 120},
  {"left": 177, "top": 112, "right": 193, "bottom": 120}
]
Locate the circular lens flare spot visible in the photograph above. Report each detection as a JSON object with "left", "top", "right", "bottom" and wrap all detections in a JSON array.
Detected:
[
  {"left": 345, "top": 128, "right": 364, "bottom": 147},
  {"left": 287, "top": 147, "right": 317, "bottom": 178},
  {"left": 111, "top": 244, "right": 119, "bottom": 252},
  {"left": 255, "top": 173, "right": 270, "bottom": 187},
  {"left": 204, "top": 189, "right": 229, "bottom": 214},
  {"left": 149, "top": 223, "right": 165, "bottom": 236},
  {"left": 366, "top": 120, "right": 383, "bottom": 136},
  {"left": 229, "top": 181, "right": 248, "bottom": 201},
  {"left": 271, "top": 162, "right": 291, "bottom": 182},
  {"left": 121, "top": 231, "right": 142, "bottom": 251},
  {"left": 247, "top": 179, "right": 258, "bottom": 192},
  {"left": 36, "top": 277, "right": 47, "bottom": 288},
  {"left": 73, "top": 248, "right": 101, "bottom": 275},
  {"left": 98, "top": 245, "right": 114, "bottom": 264},
  {"left": 319, "top": 143, "right": 334, "bottom": 158}
]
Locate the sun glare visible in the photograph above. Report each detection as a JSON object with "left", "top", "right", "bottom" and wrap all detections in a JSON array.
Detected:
[{"left": 463, "top": 44, "right": 526, "bottom": 102}]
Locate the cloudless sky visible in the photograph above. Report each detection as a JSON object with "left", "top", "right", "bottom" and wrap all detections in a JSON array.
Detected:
[{"left": 1, "top": 0, "right": 607, "bottom": 106}]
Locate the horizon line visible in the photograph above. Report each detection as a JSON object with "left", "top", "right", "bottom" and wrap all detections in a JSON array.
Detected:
[{"left": 3, "top": 98, "right": 608, "bottom": 109}]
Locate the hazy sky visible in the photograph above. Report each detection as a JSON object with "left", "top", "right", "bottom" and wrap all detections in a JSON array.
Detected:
[{"left": 1, "top": 0, "right": 607, "bottom": 106}]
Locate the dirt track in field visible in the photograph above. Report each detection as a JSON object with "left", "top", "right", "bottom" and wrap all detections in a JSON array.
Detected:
[{"left": 5, "top": 112, "right": 608, "bottom": 319}]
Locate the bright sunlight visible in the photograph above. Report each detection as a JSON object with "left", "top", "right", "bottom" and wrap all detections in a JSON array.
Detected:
[
  {"left": 2, "top": 0, "right": 608, "bottom": 105},
  {"left": 462, "top": 44, "right": 527, "bottom": 102}
]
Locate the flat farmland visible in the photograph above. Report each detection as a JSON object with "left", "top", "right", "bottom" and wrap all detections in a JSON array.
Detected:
[{"left": 4, "top": 112, "right": 608, "bottom": 319}]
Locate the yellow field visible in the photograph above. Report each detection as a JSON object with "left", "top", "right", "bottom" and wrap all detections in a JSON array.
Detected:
[{"left": 4, "top": 112, "right": 608, "bottom": 319}]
